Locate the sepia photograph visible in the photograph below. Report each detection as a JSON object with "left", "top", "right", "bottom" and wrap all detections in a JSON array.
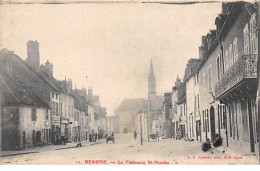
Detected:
[{"left": 0, "top": 0, "right": 259, "bottom": 165}]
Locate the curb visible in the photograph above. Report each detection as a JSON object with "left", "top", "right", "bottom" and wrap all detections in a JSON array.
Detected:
[
  {"left": 1, "top": 151, "right": 39, "bottom": 158},
  {"left": 1, "top": 141, "right": 104, "bottom": 157}
]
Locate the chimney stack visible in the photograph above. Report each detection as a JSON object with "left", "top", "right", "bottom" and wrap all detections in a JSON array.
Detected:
[{"left": 26, "top": 40, "right": 40, "bottom": 70}]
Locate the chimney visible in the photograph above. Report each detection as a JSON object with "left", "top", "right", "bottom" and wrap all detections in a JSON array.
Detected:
[
  {"left": 175, "top": 75, "right": 181, "bottom": 87},
  {"left": 26, "top": 40, "right": 40, "bottom": 70},
  {"left": 88, "top": 87, "right": 93, "bottom": 103}
]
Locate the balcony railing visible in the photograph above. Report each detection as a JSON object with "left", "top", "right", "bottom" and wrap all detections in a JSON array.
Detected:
[{"left": 215, "top": 54, "right": 258, "bottom": 99}]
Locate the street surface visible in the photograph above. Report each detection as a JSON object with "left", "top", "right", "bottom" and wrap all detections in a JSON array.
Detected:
[{"left": 0, "top": 133, "right": 258, "bottom": 165}]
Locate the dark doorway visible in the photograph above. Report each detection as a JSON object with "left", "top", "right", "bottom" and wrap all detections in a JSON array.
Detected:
[
  {"left": 22, "top": 132, "right": 26, "bottom": 149},
  {"left": 210, "top": 106, "right": 216, "bottom": 142},
  {"left": 247, "top": 98, "right": 255, "bottom": 153},
  {"left": 196, "top": 120, "right": 201, "bottom": 142},
  {"left": 46, "top": 129, "right": 49, "bottom": 144},
  {"left": 32, "top": 130, "right": 36, "bottom": 148},
  {"left": 36, "top": 131, "right": 41, "bottom": 146}
]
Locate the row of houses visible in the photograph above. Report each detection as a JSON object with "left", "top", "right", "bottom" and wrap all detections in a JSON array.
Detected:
[
  {"left": 151, "top": 1, "right": 259, "bottom": 156},
  {"left": 0, "top": 41, "right": 109, "bottom": 151}
]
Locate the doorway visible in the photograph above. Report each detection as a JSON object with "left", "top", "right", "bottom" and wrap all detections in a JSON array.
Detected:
[
  {"left": 32, "top": 130, "right": 36, "bottom": 148},
  {"left": 22, "top": 132, "right": 26, "bottom": 149},
  {"left": 210, "top": 106, "right": 216, "bottom": 142}
]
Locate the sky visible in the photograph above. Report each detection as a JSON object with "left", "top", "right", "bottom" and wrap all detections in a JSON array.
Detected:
[{"left": 0, "top": 1, "right": 222, "bottom": 115}]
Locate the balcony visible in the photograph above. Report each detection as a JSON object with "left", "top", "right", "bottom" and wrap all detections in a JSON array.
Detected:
[{"left": 215, "top": 54, "right": 258, "bottom": 99}]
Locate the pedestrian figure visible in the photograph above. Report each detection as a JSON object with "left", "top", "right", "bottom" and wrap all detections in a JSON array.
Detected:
[
  {"left": 89, "top": 134, "right": 92, "bottom": 142},
  {"left": 95, "top": 133, "right": 97, "bottom": 142},
  {"left": 134, "top": 131, "right": 137, "bottom": 140},
  {"left": 201, "top": 139, "right": 212, "bottom": 153},
  {"left": 111, "top": 132, "right": 114, "bottom": 137},
  {"left": 92, "top": 133, "right": 95, "bottom": 142}
]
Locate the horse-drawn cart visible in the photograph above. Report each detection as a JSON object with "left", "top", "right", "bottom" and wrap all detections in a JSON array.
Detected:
[{"left": 148, "top": 134, "right": 159, "bottom": 142}]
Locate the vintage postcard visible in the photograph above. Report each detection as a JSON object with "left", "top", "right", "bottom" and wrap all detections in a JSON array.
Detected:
[{"left": 0, "top": 0, "right": 259, "bottom": 165}]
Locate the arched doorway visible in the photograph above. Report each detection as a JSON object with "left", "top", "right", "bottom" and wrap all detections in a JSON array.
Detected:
[{"left": 210, "top": 106, "right": 216, "bottom": 142}]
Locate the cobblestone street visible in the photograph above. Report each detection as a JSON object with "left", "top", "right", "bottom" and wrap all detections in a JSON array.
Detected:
[{"left": 0, "top": 134, "right": 258, "bottom": 165}]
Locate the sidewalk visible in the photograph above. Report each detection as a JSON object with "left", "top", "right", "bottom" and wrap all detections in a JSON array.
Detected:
[
  {"left": 212, "top": 144, "right": 259, "bottom": 163},
  {"left": 0, "top": 139, "right": 105, "bottom": 158}
]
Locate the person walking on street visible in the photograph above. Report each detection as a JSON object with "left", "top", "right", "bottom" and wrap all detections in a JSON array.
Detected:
[
  {"left": 134, "top": 131, "right": 137, "bottom": 140},
  {"left": 95, "top": 133, "right": 97, "bottom": 142}
]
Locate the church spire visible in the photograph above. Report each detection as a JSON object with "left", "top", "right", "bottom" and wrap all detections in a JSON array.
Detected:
[
  {"left": 149, "top": 59, "right": 154, "bottom": 76},
  {"left": 148, "top": 59, "right": 155, "bottom": 82},
  {"left": 148, "top": 58, "right": 156, "bottom": 96}
]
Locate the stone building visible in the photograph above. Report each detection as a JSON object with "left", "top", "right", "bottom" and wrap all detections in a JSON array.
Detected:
[
  {"left": 0, "top": 48, "right": 52, "bottom": 150},
  {"left": 213, "top": 2, "right": 259, "bottom": 155},
  {"left": 184, "top": 59, "right": 201, "bottom": 141}
]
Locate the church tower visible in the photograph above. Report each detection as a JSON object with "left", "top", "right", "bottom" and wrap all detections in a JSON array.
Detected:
[{"left": 148, "top": 59, "right": 156, "bottom": 98}]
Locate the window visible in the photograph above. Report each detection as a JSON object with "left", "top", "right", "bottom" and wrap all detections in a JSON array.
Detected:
[
  {"left": 52, "top": 102, "right": 55, "bottom": 115},
  {"left": 31, "top": 109, "right": 37, "bottom": 121},
  {"left": 202, "top": 111, "right": 205, "bottom": 132},
  {"left": 52, "top": 92, "right": 54, "bottom": 98},
  {"left": 56, "top": 102, "right": 58, "bottom": 116},
  {"left": 208, "top": 66, "right": 212, "bottom": 92},
  {"left": 197, "top": 95, "right": 200, "bottom": 110},
  {"left": 202, "top": 73, "right": 205, "bottom": 87},
  {"left": 194, "top": 96, "right": 197, "bottom": 110},
  {"left": 216, "top": 56, "right": 220, "bottom": 80},
  {"left": 243, "top": 23, "right": 250, "bottom": 55},
  {"left": 60, "top": 103, "right": 63, "bottom": 116},
  {"left": 65, "top": 105, "right": 67, "bottom": 118},
  {"left": 250, "top": 14, "right": 257, "bottom": 54},
  {"left": 56, "top": 93, "right": 58, "bottom": 100},
  {"left": 180, "top": 106, "right": 183, "bottom": 116},
  {"left": 233, "top": 37, "right": 238, "bottom": 62},
  {"left": 225, "top": 50, "right": 229, "bottom": 71},
  {"left": 68, "top": 105, "right": 71, "bottom": 118},
  {"left": 45, "top": 109, "right": 49, "bottom": 120},
  {"left": 196, "top": 73, "right": 199, "bottom": 84},
  {"left": 184, "top": 104, "right": 186, "bottom": 116},
  {"left": 220, "top": 53, "right": 224, "bottom": 76},
  {"left": 229, "top": 44, "right": 233, "bottom": 67}
]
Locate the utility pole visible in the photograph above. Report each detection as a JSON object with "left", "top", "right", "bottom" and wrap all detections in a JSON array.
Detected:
[{"left": 139, "top": 111, "right": 143, "bottom": 145}]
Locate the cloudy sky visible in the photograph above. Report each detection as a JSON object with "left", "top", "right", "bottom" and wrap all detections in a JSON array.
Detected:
[{"left": 0, "top": 1, "right": 222, "bottom": 115}]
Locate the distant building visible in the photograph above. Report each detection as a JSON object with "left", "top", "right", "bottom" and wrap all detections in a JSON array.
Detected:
[
  {"left": 161, "top": 92, "right": 172, "bottom": 138},
  {"left": 107, "top": 115, "right": 119, "bottom": 134},
  {"left": 115, "top": 98, "right": 147, "bottom": 133}
]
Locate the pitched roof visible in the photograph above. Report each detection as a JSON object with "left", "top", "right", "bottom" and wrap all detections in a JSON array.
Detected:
[
  {"left": 177, "top": 82, "right": 186, "bottom": 104},
  {"left": 0, "top": 48, "right": 51, "bottom": 108},
  {"left": 1, "top": 66, "right": 50, "bottom": 108},
  {"left": 71, "top": 89, "right": 88, "bottom": 113}
]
